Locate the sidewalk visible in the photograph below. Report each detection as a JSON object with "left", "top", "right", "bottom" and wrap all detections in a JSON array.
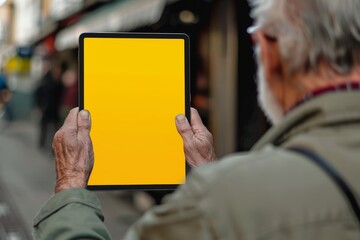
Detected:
[
  {"left": 0, "top": 177, "right": 31, "bottom": 240},
  {"left": 0, "top": 120, "right": 145, "bottom": 239}
]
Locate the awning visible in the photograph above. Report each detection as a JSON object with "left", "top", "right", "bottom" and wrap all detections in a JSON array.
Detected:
[{"left": 55, "top": 0, "right": 168, "bottom": 51}]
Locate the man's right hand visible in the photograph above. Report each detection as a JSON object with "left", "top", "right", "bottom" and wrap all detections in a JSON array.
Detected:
[{"left": 175, "top": 108, "right": 216, "bottom": 168}]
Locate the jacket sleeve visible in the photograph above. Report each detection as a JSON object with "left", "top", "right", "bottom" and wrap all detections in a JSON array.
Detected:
[
  {"left": 33, "top": 166, "right": 220, "bottom": 240},
  {"left": 33, "top": 189, "right": 112, "bottom": 240}
]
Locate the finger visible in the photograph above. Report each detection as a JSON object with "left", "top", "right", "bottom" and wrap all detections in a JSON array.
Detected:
[
  {"left": 78, "top": 110, "right": 91, "bottom": 135},
  {"left": 190, "top": 108, "right": 206, "bottom": 131},
  {"left": 62, "top": 107, "right": 79, "bottom": 131},
  {"left": 175, "top": 114, "right": 193, "bottom": 142}
]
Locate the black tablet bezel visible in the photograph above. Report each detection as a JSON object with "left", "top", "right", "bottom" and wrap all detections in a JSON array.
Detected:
[{"left": 79, "top": 32, "right": 191, "bottom": 191}]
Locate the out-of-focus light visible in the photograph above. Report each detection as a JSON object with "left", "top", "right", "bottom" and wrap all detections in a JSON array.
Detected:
[
  {"left": 0, "top": 0, "right": 6, "bottom": 7},
  {"left": 179, "top": 10, "right": 198, "bottom": 24}
]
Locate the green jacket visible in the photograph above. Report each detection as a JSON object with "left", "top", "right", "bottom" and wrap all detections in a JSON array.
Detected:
[{"left": 33, "top": 91, "right": 360, "bottom": 239}]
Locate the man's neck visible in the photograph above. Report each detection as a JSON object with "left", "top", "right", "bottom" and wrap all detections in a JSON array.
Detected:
[{"left": 284, "top": 67, "right": 360, "bottom": 112}]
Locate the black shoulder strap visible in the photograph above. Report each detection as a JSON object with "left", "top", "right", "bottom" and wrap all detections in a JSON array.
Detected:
[{"left": 288, "top": 147, "right": 360, "bottom": 224}]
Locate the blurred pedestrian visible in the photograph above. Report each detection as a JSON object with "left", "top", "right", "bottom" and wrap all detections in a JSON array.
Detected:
[
  {"left": 35, "top": 63, "right": 64, "bottom": 148},
  {"left": 0, "top": 67, "right": 12, "bottom": 122},
  {"left": 34, "top": 0, "right": 360, "bottom": 239}
]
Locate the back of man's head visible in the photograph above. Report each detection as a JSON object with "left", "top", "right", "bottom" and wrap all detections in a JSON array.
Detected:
[{"left": 249, "top": 0, "right": 360, "bottom": 75}]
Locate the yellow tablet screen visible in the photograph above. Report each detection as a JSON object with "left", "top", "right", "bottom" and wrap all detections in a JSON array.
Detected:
[{"left": 81, "top": 34, "right": 188, "bottom": 188}]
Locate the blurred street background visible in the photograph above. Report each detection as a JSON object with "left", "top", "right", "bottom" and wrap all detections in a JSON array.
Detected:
[{"left": 0, "top": 0, "right": 270, "bottom": 239}]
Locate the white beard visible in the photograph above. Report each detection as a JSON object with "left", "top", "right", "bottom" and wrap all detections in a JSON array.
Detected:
[{"left": 256, "top": 48, "right": 285, "bottom": 125}]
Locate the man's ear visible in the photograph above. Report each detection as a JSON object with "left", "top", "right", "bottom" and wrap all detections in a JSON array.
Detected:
[{"left": 256, "top": 32, "right": 283, "bottom": 81}]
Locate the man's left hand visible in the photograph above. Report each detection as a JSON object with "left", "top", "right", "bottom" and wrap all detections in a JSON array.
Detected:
[{"left": 52, "top": 107, "right": 93, "bottom": 193}]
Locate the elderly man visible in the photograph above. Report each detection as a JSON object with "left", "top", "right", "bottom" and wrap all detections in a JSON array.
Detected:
[{"left": 34, "top": 0, "right": 360, "bottom": 239}]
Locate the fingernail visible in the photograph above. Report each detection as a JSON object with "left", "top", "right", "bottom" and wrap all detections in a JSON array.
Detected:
[
  {"left": 80, "top": 110, "right": 89, "bottom": 120},
  {"left": 176, "top": 114, "right": 186, "bottom": 123}
]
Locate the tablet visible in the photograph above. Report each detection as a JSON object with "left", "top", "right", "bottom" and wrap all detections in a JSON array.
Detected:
[{"left": 79, "top": 32, "right": 190, "bottom": 190}]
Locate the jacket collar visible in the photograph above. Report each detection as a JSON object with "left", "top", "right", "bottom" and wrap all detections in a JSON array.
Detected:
[{"left": 253, "top": 91, "right": 360, "bottom": 150}]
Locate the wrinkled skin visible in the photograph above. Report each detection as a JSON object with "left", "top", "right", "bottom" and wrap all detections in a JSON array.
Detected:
[
  {"left": 52, "top": 108, "right": 94, "bottom": 193},
  {"left": 175, "top": 108, "right": 216, "bottom": 168}
]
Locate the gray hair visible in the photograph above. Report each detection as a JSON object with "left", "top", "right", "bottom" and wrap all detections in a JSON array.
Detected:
[{"left": 248, "top": 0, "right": 360, "bottom": 74}]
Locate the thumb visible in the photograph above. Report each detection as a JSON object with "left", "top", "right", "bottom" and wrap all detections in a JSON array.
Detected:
[
  {"left": 190, "top": 108, "right": 206, "bottom": 132},
  {"left": 175, "top": 114, "right": 193, "bottom": 143},
  {"left": 78, "top": 110, "right": 91, "bottom": 135}
]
